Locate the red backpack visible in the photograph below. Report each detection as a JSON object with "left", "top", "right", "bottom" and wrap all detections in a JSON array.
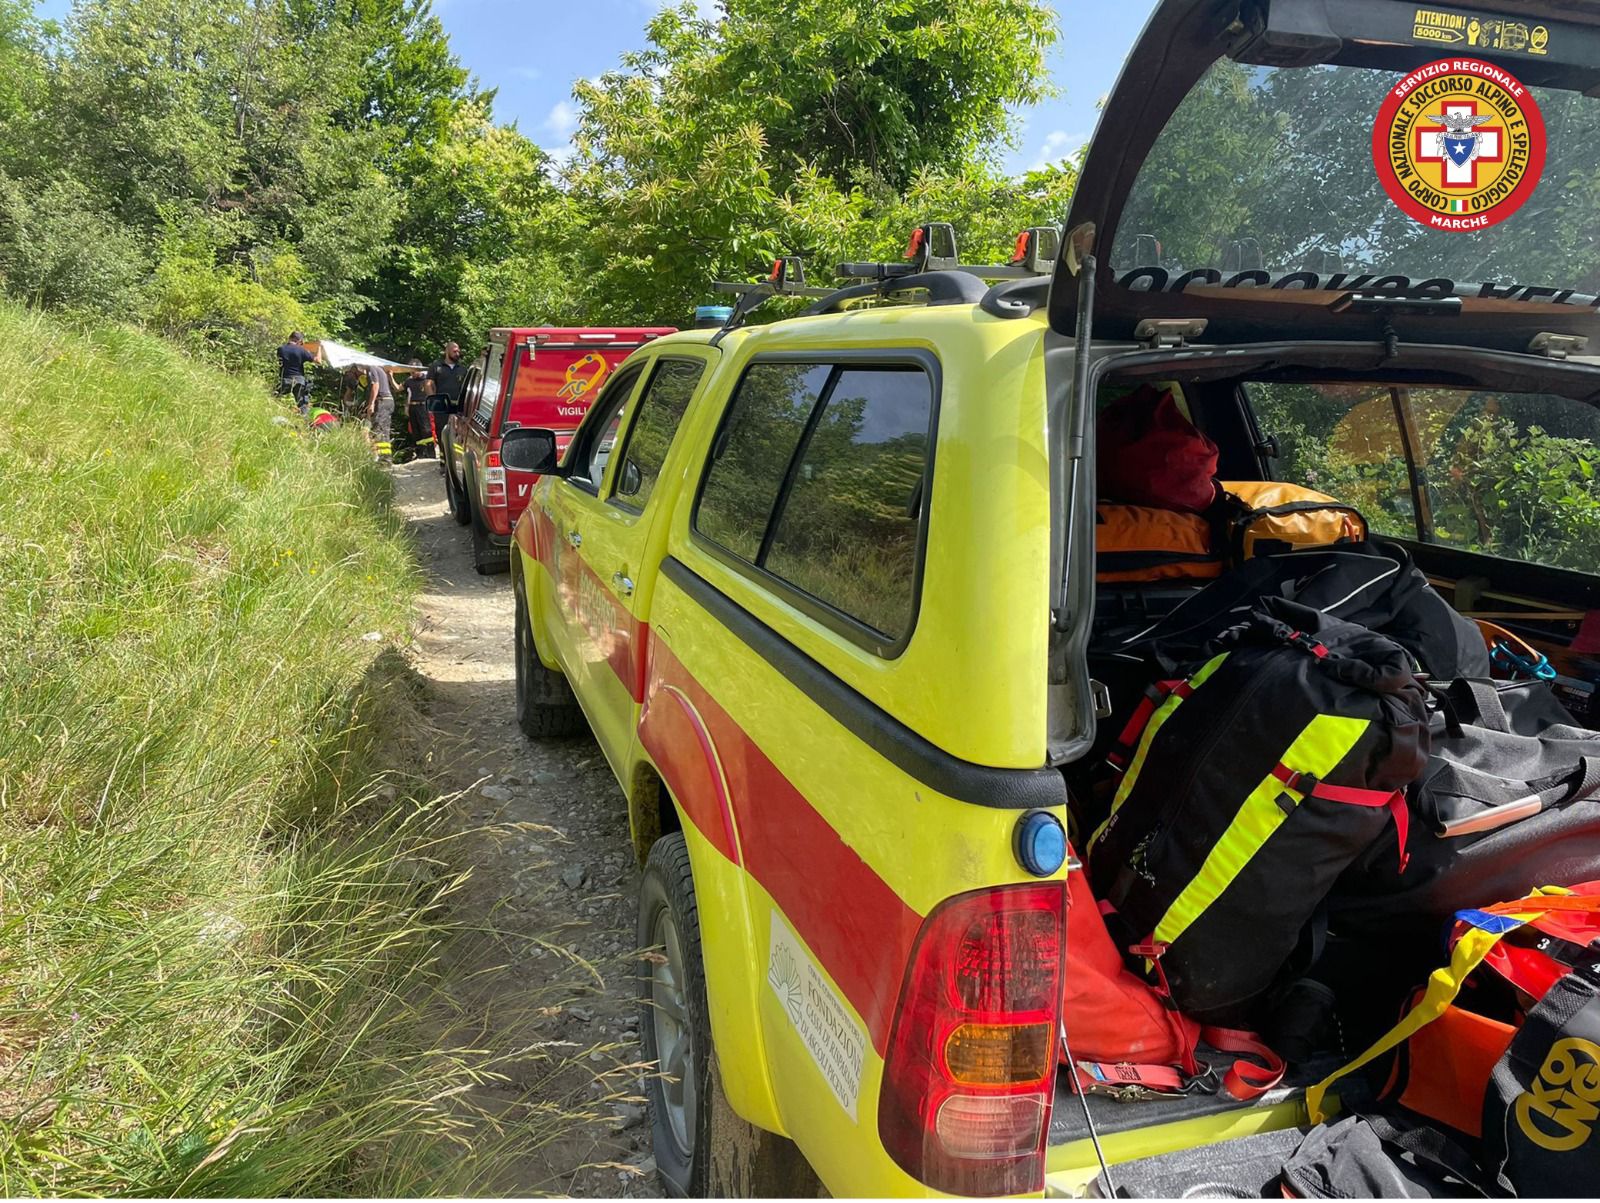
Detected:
[
  {"left": 1097, "top": 385, "right": 1220, "bottom": 514},
  {"left": 1061, "top": 852, "right": 1284, "bottom": 1102}
]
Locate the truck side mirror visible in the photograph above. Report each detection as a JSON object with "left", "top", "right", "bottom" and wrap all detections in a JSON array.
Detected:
[{"left": 500, "top": 427, "right": 563, "bottom": 475}]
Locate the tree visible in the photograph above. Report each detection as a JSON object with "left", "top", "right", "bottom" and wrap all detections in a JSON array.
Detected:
[
  {"left": 712, "top": 0, "right": 1059, "bottom": 191},
  {"left": 354, "top": 102, "right": 577, "bottom": 354},
  {"left": 560, "top": 0, "right": 1068, "bottom": 326}
]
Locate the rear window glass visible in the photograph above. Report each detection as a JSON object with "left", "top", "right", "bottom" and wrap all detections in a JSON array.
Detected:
[
  {"left": 1248, "top": 382, "right": 1600, "bottom": 573},
  {"left": 695, "top": 360, "right": 935, "bottom": 646},
  {"left": 763, "top": 369, "right": 933, "bottom": 640},
  {"left": 696, "top": 363, "right": 830, "bottom": 561},
  {"left": 1111, "top": 61, "right": 1600, "bottom": 295}
]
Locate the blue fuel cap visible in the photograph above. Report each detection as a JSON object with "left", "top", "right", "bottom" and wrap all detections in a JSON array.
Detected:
[{"left": 1014, "top": 811, "right": 1068, "bottom": 878}]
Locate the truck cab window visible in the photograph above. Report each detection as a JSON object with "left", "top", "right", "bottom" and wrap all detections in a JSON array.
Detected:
[
  {"left": 567, "top": 364, "right": 644, "bottom": 491},
  {"left": 611, "top": 359, "right": 705, "bottom": 510}
]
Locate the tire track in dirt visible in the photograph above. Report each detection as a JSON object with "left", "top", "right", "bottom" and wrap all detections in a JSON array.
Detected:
[{"left": 392, "top": 459, "right": 663, "bottom": 1197}]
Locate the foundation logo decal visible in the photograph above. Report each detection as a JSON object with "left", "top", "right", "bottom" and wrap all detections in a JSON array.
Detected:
[{"left": 1373, "top": 57, "right": 1545, "bottom": 231}]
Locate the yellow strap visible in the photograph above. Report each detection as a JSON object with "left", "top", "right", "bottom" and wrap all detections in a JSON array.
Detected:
[{"left": 1305, "top": 886, "right": 1579, "bottom": 1124}]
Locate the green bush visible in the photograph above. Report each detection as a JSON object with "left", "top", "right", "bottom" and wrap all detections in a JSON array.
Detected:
[{"left": 0, "top": 171, "right": 149, "bottom": 316}]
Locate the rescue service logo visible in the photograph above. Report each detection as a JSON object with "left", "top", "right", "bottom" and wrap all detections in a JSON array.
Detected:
[
  {"left": 556, "top": 352, "right": 611, "bottom": 401},
  {"left": 1514, "top": 1036, "right": 1600, "bottom": 1153},
  {"left": 1372, "top": 57, "right": 1546, "bottom": 232}
]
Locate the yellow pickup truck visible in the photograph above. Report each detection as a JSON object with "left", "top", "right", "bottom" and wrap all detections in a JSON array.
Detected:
[{"left": 504, "top": 0, "right": 1600, "bottom": 1194}]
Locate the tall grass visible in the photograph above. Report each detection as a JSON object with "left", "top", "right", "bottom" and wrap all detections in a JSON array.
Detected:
[{"left": 0, "top": 306, "right": 607, "bottom": 1194}]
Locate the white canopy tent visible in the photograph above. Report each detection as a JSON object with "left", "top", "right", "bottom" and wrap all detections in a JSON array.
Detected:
[{"left": 312, "top": 338, "right": 412, "bottom": 373}]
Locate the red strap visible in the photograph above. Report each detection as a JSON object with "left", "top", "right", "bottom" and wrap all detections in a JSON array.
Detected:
[
  {"left": 1108, "top": 680, "right": 1191, "bottom": 772},
  {"left": 1200, "top": 1025, "right": 1288, "bottom": 1101},
  {"left": 1070, "top": 1060, "right": 1189, "bottom": 1094},
  {"left": 1271, "top": 764, "right": 1411, "bottom": 871}
]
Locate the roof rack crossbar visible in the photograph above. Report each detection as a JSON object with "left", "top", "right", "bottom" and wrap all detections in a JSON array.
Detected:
[
  {"left": 803, "top": 270, "right": 989, "bottom": 317},
  {"left": 709, "top": 256, "right": 834, "bottom": 345}
]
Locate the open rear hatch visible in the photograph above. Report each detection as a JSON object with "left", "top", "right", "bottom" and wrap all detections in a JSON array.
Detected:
[
  {"left": 1050, "top": 0, "right": 1600, "bottom": 355},
  {"left": 1043, "top": 0, "right": 1600, "bottom": 1192}
]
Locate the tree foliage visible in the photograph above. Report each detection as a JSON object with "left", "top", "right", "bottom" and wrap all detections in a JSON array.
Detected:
[{"left": 0, "top": 0, "right": 1069, "bottom": 368}]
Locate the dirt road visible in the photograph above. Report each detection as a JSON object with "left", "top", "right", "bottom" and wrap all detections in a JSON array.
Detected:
[{"left": 392, "top": 459, "right": 662, "bottom": 1197}]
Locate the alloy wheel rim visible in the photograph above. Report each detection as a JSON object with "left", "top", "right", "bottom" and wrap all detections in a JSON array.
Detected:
[{"left": 650, "top": 907, "right": 696, "bottom": 1158}]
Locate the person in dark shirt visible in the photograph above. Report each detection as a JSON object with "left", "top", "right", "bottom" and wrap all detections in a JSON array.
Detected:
[
  {"left": 402, "top": 360, "right": 433, "bottom": 458},
  {"left": 276, "top": 332, "right": 320, "bottom": 410},
  {"left": 339, "top": 365, "right": 396, "bottom": 463},
  {"left": 426, "top": 341, "right": 466, "bottom": 402},
  {"left": 425, "top": 341, "right": 467, "bottom": 456}
]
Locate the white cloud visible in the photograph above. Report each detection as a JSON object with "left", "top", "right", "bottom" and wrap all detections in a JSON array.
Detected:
[
  {"left": 515, "top": 66, "right": 542, "bottom": 82},
  {"left": 1029, "top": 129, "right": 1087, "bottom": 171},
  {"left": 541, "top": 100, "right": 579, "bottom": 141},
  {"left": 543, "top": 144, "right": 576, "bottom": 171}
]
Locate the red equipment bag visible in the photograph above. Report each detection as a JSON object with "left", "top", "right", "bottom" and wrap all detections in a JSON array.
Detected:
[
  {"left": 1061, "top": 854, "right": 1285, "bottom": 1102},
  {"left": 1097, "top": 384, "right": 1220, "bottom": 514}
]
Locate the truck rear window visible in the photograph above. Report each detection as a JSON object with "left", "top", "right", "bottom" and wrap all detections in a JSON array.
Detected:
[
  {"left": 1247, "top": 382, "right": 1600, "bottom": 573},
  {"left": 694, "top": 359, "right": 935, "bottom": 649}
]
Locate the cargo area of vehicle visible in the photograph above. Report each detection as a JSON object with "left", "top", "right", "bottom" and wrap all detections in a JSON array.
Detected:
[{"left": 1035, "top": 351, "right": 1600, "bottom": 1194}]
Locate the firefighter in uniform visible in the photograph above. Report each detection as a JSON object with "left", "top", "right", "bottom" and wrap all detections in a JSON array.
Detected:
[{"left": 340, "top": 365, "right": 396, "bottom": 462}]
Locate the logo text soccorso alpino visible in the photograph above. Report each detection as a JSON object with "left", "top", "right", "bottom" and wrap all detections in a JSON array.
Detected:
[
  {"left": 1514, "top": 1036, "right": 1600, "bottom": 1153},
  {"left": 1372, "top": 57, "right": 1546, "bottom": 232}
]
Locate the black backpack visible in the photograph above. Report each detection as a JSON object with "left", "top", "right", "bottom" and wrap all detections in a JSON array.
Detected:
[
  {"left": 1102, "top": 542, "right": 1488, "bottom": 682},
  {"left": 1088, "top": 598, "right": 1430, "bottom": 1017}
]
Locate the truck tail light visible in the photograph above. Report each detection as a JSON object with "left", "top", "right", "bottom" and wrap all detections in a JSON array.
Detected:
[
  {"left": 484, "top": 445, "right": 506, "bottom": 508},
  {"left": 878, "top": 883, "right": 1064, "bottom": 1196}
]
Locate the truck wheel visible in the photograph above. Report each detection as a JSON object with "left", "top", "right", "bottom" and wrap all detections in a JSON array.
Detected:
[
  {"left": 639, "top": 834, "right": 820, "bottom": 1198},
  {"left": 470, "top": 504, "right": 507, "bottom": 576},
  {"left": 444, "top": 459, "right": 470, "bottom": 526},
  {"left": 514, "top": 583, "right": 584, "bottom": 740}
]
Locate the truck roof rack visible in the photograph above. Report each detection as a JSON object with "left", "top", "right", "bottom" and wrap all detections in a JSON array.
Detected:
[
  {"left": 709, "top": 224, "right": 1062, "bottom": 339},
  {"left": 708, "top": 256, "right": 834, "bottom": 345},
  {"left": 836, "top": 223, "right": 1061, "bottom": 283}
]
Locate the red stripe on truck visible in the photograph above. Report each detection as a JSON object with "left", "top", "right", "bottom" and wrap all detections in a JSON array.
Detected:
[{"left": 646, "top": 636, "right": 920, "bottom": 1054}]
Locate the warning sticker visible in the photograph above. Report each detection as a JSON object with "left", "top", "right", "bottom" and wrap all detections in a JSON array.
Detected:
[
  {"left": 1411, "top": 7, "right": 1552, "bottom": 56},
  {"left": 766, "top": 911, "right": 866, "bottom": 1120}
]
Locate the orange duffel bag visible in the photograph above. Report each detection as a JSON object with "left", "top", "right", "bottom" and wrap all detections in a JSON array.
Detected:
[
  {"left": 1220, "top": 480, "right": 1368, "bottom": 561},
  {"left": 1096, "top": 504, "right": 1222, "bottom": 584}
]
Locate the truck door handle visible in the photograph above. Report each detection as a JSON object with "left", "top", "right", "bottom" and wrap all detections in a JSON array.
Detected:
[
  {"left": 566, "top": 530, "right": 582, "bottom": 549},
  {"left": 612, "top": 572, "right": 635, "bottom": 597}
]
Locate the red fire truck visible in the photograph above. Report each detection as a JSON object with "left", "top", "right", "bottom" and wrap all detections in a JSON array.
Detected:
[{"left": 442, "top": 326, "right": 675, "bottom": 573}]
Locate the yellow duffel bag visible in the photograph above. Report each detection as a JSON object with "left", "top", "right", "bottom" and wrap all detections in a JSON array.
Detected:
[{"left": 1220, "top": 480, "right": 1368, "bottom": 561}]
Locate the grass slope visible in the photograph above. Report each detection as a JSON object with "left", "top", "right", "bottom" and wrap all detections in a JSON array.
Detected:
[{"left": 0, "top": 306, "right": 571, "bottom": 1195}]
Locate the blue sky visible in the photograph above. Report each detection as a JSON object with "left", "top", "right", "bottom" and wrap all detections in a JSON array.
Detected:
[{"left": 37, "top": 0, "right": 1159, "bottom": 173}]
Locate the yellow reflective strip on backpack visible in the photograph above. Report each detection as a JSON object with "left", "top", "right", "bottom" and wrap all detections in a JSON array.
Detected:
[
  {"left": 1305, "top": 886, "right": 1583, "bottom": 1124},
  {"left": 1151, "top": 713, "right": 1369, "bottom": 949},
  {"left": 1089, "top": 651, "right": 1230, "bottom": 852}
]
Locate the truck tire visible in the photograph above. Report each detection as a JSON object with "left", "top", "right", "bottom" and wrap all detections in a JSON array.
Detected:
[
  {"left": 514, "top": 582, "right": 585, "bottom": 740},
  {"left": 469, "top": 501, "right": 507, "bottom": 576},
  {"left": 444, "top": 456, "right": 470, "bottom": 526},
  {"left": 639, "top": 834, "right": 820, "bottom": 1198}
]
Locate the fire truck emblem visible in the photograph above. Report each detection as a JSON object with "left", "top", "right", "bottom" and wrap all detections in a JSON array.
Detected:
[
  {"left": 556, "top": 352, "right": 612, "bottom": 400},
  {"left": 1372, "top": 57, "right": 1545, "bottom": 232}
]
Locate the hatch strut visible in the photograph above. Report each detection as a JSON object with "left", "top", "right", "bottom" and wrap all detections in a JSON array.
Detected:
[{"left": 1054, "top": 250, "right": 1096, "bottom": 631}]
